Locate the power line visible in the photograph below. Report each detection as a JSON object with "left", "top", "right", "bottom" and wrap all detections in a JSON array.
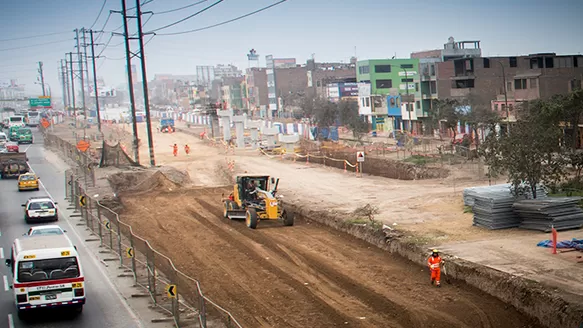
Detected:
[
  {"left": 155, "top": 0, "right": 208, "bottom": 15},
  {"left": 150, "top": 0, "right": 224, "bottom": 33},
  {"left": 97, "top": 34, "right": 114, "bottom": 57},
  {"left": 0, "top": 31, "right": 70, "bottom": 42},
  {"left": 89, "top": 0, "right": 109, "bottom": 29},
  {"left": 0, "top": 39, "right": 72, "bottom": 52},
  {"left": 157, "top": 0, "right": 287, "bottom": 36}
]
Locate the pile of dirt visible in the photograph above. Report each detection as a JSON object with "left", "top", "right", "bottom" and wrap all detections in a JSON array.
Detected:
[{"left": 107, "top": 167, "right": 189, "bottom": 195}]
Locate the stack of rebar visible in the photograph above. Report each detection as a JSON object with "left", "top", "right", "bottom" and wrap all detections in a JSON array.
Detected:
[{"left": 514, "top": 197, "right": 583, "bottom": 232}]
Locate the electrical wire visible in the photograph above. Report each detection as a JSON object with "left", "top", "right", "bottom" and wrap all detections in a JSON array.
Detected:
[
  {"left": 0, "top": 39, "right": 72, "bottom": 52},
  {"left": 157, "top": 0, "right": 287, "bottom": 36},
  {"left": 96, "top": 34, "right": 114, "bottom": 57},
  {"left": 0, "top": 31, "right": 70, "bottom": 42},
  {"left": 149, "top": 0, "right": 224, "bottom": 32},
  {"left": 155, "top": 0, "right": 208, "bottom": 15},
  {"left": 89, "top": 0, "right": 109, "bottom": 29}
]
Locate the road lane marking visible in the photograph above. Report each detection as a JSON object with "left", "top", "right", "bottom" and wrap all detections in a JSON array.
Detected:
[
  {"left": 7, "top": 314, "right": 14, "bottom": 328},
  {"left": 3, "top": 275, "right": 8, "bottom": 291},
  {"left": 0, "top": 248, "right": 4, "bottom": 259},
  {"left": 28, "top": 160, "right": 145, "bottom": 328},
  {"left": 23, "top": 144, "right": 32, "bottom": 153}
]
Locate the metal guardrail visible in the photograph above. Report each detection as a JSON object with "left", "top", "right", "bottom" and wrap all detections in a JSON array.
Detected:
[{"left": 41, "top": 127, "right": 242, "bottom": 328}]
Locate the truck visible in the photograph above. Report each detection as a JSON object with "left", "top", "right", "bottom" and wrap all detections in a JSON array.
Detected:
[
  {"left": 158, "top": 118, "right": 175, "bottom": 133},
  {"left": 0, "top": 152, "right": 28, "bottom": 179}
]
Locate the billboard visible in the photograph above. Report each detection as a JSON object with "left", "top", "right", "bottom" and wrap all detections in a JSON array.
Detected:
[
  {"left": 387, "top": 95, "right": 402, "bottom": 116},
  {"left": 273, "top": 58, "right": 296, "bottom": 68},
  {"left": 339, "top": 82, "right": 359, "bottom": 97},
  {"left": 247, "top": 49, "right": 259, "bottom": 61}
]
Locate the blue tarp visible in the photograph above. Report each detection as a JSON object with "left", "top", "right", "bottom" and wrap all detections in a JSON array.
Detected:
[{"left": 537, "top": 238, "right": 583, "bottom": 249}]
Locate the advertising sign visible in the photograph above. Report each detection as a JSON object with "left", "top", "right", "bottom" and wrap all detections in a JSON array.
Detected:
[
  {"left": 247, "top": 48, "right": 259, "bottom": 61},
  {"left": 339, "top": 83, "right": 359, "bottom": 97},
  {"left": 358, "top": 83, "right": 371, "bottom": 97},
  {"left": 398, "top": 71, "right": 417, "bottom": 77},
  {"left": 399, "top": 83, "right": 416, "bottom": 90},
  {"left": 273, "top": 58, "right": 296, "bottom": 68},
  {"left": 387, "top": 95, "right": 402, "bottom": 116}
]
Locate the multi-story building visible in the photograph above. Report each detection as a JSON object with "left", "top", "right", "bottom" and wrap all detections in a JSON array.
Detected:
[
  {"left": 219, "top": 76, "right": 244, "bottom": 110},
  {"left": 356, "top": 58, "right": 421, "bottom": 134},
  {"left": 436, "top": 53, "right": 583, "bottom": 129},
  {"left": 214, "top": 64, "right": 242, "bottom": 80},
  {"left": 307, "top": 60, "right": 356, "bottom": 98},
  {"left": 244, "top": 68, "right": 268, "bottom": 115}
]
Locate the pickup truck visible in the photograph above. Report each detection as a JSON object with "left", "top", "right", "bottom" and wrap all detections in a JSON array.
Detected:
[{"left": 0, "top": 152, "right": 28, "bottom": 179}]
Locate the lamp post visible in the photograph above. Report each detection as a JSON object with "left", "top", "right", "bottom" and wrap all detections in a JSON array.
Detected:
[{"left": 498, "top": 61, "right": 510, "bottom": 135}]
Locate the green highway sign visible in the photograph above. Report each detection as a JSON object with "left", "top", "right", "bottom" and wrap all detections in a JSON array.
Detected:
[{"left": 29, "top": 97, "right": 51, "bottom": 107}]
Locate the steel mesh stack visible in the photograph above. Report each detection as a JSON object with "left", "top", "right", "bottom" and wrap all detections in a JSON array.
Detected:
[
  {"left": 464, "top": 184, "right": 548, "bottom": 207},
  {"left": 514, "top": 197, "right": 583, "bottom": 232}
]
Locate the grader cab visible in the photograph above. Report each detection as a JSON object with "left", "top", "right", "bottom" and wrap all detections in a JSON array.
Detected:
[{"left": 223, "top": 175, "right": 294, "bottom": 229}]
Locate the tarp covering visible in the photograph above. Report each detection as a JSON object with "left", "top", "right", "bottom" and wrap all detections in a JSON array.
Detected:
[
  {"left": 99, "top": 141, "right": 140, "bottom": 168},
  {"left": 537, "top": 238, "right": 583, "bottom": 250}
]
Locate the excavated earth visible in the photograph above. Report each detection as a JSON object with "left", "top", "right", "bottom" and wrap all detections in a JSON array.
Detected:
[{"left": 111, "top": 171, "right": 543, "bottom": 328}]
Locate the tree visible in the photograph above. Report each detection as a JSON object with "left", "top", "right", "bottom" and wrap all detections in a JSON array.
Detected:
[
  {"left": 559, "top": 89, "right": 583, "bottom": 149},
  {"left": 432, "top": 98, "right": 464, "bottom": 140},
  {"left": 313, "top": 100, "right": 338, "bottom": 128},
  {"left": 338, "top": 100, "right": 369, "bottom": 142},
  {"left": 481, "top": 99, "right": 565, "bottom": 198},
  {"left": 462, "top": 94, "right": 499, "bottom": 147}
]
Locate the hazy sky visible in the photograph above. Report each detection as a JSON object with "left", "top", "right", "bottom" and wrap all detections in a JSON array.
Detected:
[{"left": 0, "top": 0, "right": 582, "bottom": 97}]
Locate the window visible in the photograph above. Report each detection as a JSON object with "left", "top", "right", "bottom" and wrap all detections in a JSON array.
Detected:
[
  {"left": 375, "top": 79, "right": 392, "bottom": 89},
  {"left": 501, "top": 104, "right": 506, "bottom": 112},
  {"left": 415, "top": 83, "right": 419, "bottom": 92},
  {"left": 571, "top": 79, "right": 582, "bottom": 91},
  {"left": 416, "top": 101, "right": 420, "bottom": 110},
  {"left": 400, "top": 64, "right": 414, "bottom": 69},
  {"left": 556, "top": 57, "right": 572, "bottom": 68},
  {"left": 452, "top": 79, "right": 475, "bottom": 89},
  {"left": 545, "top": 57, "right": 554, "bottom": 68},
  {"left": 375, "top": 65, "right": 391, "bottom": 73},
  {"left": 358, "top": 66, "right": 370, "bottom": 74},
  {"left": 18, "top": 257, "right": 79, "bottom": 282},
  {"left": 509, "top": 104, "right": 514, "bottom": 111},
  {"left": 365, "top": 97, "right": 370, "bottom": 107},
  {"left": 429, "top": 81, "right": 437, "bottom": 94},
  {"left": 483, "top": 58, "right": 490, "bottom": 68},
  {"left": 316, "top": 81, "right": 321, "bottom": 87},
  {"left": 509, "top": 57, "right": 517, "bottom": 67},
  {"left": 430, "top": 64, "right": 435, "bottom": 76},
  {"left": 401, "top": 78, "right": 413, "bottom": 83},
  {"left": 514, "top": 79, "right": 527, "bottom": 90},
  {"left": 361, "top": 98, "right": 365, "bottom": 107},
  {"left": 493, "top": 103, "right": 498, "bottom": 111},
  {"left": 529, "top": 78, "right": 538, "bottom": 88},
  {"left": 507, "top": 81, "right": 513, "bottom": 92}
]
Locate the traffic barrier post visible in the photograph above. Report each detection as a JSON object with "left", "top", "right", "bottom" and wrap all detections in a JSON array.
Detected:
[
  {"left": 116, "top": 218, "right": 123, "bottom": 266},
  {"left": 97, "top": 204, "right": 103, "bottom": 246},
  {"left": 129, "top": 234, "right": 138, "bottom": 285}
]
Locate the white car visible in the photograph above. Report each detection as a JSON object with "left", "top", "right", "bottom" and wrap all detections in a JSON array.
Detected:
[
  {"left": 24, "top": 224, "right": 66, "bottom": 236},
  {"left": 22, "top": 197, "right": 58, "bottom": 223},
  {"left": 0, "top": 132, "right": 7, "bottom": 145}
]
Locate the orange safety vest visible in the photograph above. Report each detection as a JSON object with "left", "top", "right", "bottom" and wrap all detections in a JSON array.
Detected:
[{"left": 428, "top": 255, "right": 442, "bottom": 270}]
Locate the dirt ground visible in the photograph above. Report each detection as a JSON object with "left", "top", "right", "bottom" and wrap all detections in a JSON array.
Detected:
[{"left": 118, "top": 183, "right": 541, "bottom": 328}]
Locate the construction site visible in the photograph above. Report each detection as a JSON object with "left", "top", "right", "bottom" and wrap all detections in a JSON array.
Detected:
[{"left": 46, "top": 117, "right": 583, "bottom": 328}]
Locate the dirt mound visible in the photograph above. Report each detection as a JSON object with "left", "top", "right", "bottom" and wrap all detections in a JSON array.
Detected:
[{"left": 107, "top": 167, "right": 189, "bottom": 195}]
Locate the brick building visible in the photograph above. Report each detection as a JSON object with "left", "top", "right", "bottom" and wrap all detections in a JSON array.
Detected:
[
  {"left": 244, "top": 68, "right": 268, "bottom": 112},
  {"left": 437, "top": 53, "right": 583, "bottom": 122}
]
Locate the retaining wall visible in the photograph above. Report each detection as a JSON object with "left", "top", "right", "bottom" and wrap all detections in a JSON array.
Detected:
[{"left": 286, "top": 205, "right": 583, "bottom": 328}]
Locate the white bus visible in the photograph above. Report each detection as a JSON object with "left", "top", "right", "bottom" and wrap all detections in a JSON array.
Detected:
[
  {"left": 26, "top": 111, "right": 40, "bottom": 127},
  {"left": 5, "top": 234, "right": 85, "bottom": 317},
  {"left": 8, "top": 115, "right": 26, "bottom": 128}
]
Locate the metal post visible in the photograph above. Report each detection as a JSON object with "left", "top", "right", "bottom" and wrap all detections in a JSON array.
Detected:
[
  {"left": 75, "top": 28, "right": 87, "bottom": 129},
  {"left": 68, "top": 52, "right": 77, "bottom": 128},
  {"left": 146, "top": 249, "right": 154, "bottom": 302},
  {"left": 97, "top": 205, "right": 103, "bottom": 246},
  {"left": 130, "top": 236, "right": 137, "bottom": 285},
  {"left": 498, "top": 61, "right": 510, "bottom": 135},
  {"left": 89, "top": 30, "right": 102, "bottom": 134},
  {"left": 200, "top": 292, "right": 206, "bottom": 327},
  {"left": 117, "top": 220, "right": 122, "bottom": 266},
  {"left": 121, "top": 0, "right": 140, "bottom": 164},
  {"left": 74, "top": 180, "right": 80, "bottom": 213},
  {"left": 109, "top": 217, "right": 113, "bottom": 251},
  {"left": 151, "top": 251, "right": 157, "bottom": 305},
  {"left": 38, "top": 61, "right": 46, "bottom": 96},
  {"left": 83, "top": 154, "right": 88, "bottom": 191},
  {"left": 135, "top": 0, "right": 156, "bottom": 166}
]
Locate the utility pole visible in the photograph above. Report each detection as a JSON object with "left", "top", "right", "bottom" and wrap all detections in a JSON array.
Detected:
[
  {"left": 135, "top": 0, "right": 156, "bottom": 166},
  {"left": 89, "top": 29, "right": 102, "bottom": 134},
  {"left": 498, "top": 61, "right": 510, "bottom": 136},
  {"left": 58, "top": 61, "right": 67, "bottom": 109},
  {"left": 402, "top": 67, "right": 413, "bottom": 134},
  {"left": 74, "top": 29, "right": 87, "bottom": 125},
  {"left": 38, "top": 62, "right": 46, "bottom": 96},
  {"left": 118, "top": 0, "right": 140, "bottom": 164},
  {"left": 68, "top": 52, "right": 77, "bottom": 129},
  {"left": 62, "top": 59, "right": 71, "bottom": 110}
]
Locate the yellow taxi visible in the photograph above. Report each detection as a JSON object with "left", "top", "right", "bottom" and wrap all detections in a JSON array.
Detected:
[{"left": 18, "top": 173, "right": 39, "bottom": 191}]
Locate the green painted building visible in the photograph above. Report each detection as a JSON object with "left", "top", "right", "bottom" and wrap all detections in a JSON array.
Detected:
[{"left": 356, "top": 58, "right": 426, "bottom": 134}]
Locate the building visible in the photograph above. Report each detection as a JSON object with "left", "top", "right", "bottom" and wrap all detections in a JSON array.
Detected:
[
  {"left": 244, "top": 68, "right": 268, "bottom": 115},
  {"left": 325, "top": 82, "right": 359, "bottom": 103},
  {"left": 356, "top": 58, "right": 421, "bottom": 134},
  {"left": 219, "top": 77, "right": 244, "bottom": 110},
  {"left": 436, "top": 53, "right": 583, "bottom": 128},
  {"left": 214, "top": 64, "right": 242, "bottom": 80},
  {"left": 307, "top": 60, "right": 356, "bottom": 98}
]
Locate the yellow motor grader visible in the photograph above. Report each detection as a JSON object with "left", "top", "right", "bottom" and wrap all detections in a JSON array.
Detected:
[{"left": 223, "top": 175, "right": 294, "bottom": 229}]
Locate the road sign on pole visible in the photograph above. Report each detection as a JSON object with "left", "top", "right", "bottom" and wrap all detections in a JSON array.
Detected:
[
  {"left": 29, "top": 97, "right": 51, "bottom": 107},
  {"left": 166, "top": 284, "right": 177, "bottom": 298},
  {"left": 104, "top": 220, "right": 111, "bottom": 230},
  {"left": 79, "top": 195, "right": 86, "bottom": 207},
  {"left": 356, "top": 151, "right": 365, "bottom": 162},
  {"left": 126, "top": 247, "right": 134, "bottom": 258}
]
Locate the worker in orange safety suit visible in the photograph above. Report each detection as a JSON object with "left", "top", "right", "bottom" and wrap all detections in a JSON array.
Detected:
[
  {"left": 184, "top": 144, "right": 190, "bottom": 155},
  {"left": 171, "top": 143, "right": 178, "bottom": 157},
  {"left": 427, "top": 249, "right": 444, "bottom": 287}
]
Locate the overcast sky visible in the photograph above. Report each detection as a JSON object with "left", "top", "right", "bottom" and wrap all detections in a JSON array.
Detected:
[{"left": 0, "top": 0, "right": 582, "bottom": 96}]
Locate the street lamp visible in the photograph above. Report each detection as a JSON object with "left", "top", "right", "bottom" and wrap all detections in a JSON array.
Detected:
[
  {"left": 498, "top": 61, "right": 510, "bottom": 135},
  {"left": 34, "top": 82, "right": 51, "bottom": 97}
]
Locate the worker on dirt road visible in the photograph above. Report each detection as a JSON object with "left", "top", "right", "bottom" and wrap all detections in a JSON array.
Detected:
[
  {"left": 171, "top": 143, "right": 178, "bottom": 157},
  {"left": 428, "top": 249, "right": 444, "bottom": 287},
  {"left": 184, "top": 144, "right": 190, "bottom": 155}
]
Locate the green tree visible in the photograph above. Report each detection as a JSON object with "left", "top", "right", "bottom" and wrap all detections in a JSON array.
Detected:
[
  {"left": 462, "top": 94, "right": 499, "bottom": 146},
  {"left": 338, "top": 100, "right": 369, "bottom": 141},
  {"left": 481, "top": 99, "right": 565, "bottom": 198},
  {"left": 432, "top": 98, "right": 464, "bottom": 141}
]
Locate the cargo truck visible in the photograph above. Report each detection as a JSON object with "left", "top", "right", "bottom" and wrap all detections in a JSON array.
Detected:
[{"left": 0, "top": 152, "right": 28, "bottom": 179}]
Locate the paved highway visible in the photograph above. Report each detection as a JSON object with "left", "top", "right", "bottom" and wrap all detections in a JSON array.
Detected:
[{"left": 0, "top": 131, "right": 145, "bottom": 327}]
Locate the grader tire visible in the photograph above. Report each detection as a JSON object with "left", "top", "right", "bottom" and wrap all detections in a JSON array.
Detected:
[
  {"left": 282, "top": 210, "right": 295, "bottom": 227},
  {"left": 246, "top": 208, "right": 258, "bottom": 229}
]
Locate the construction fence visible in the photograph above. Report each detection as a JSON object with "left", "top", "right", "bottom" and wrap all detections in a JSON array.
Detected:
[{"left": 47, "top": 132, "right": 242, "bottom": 328}]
